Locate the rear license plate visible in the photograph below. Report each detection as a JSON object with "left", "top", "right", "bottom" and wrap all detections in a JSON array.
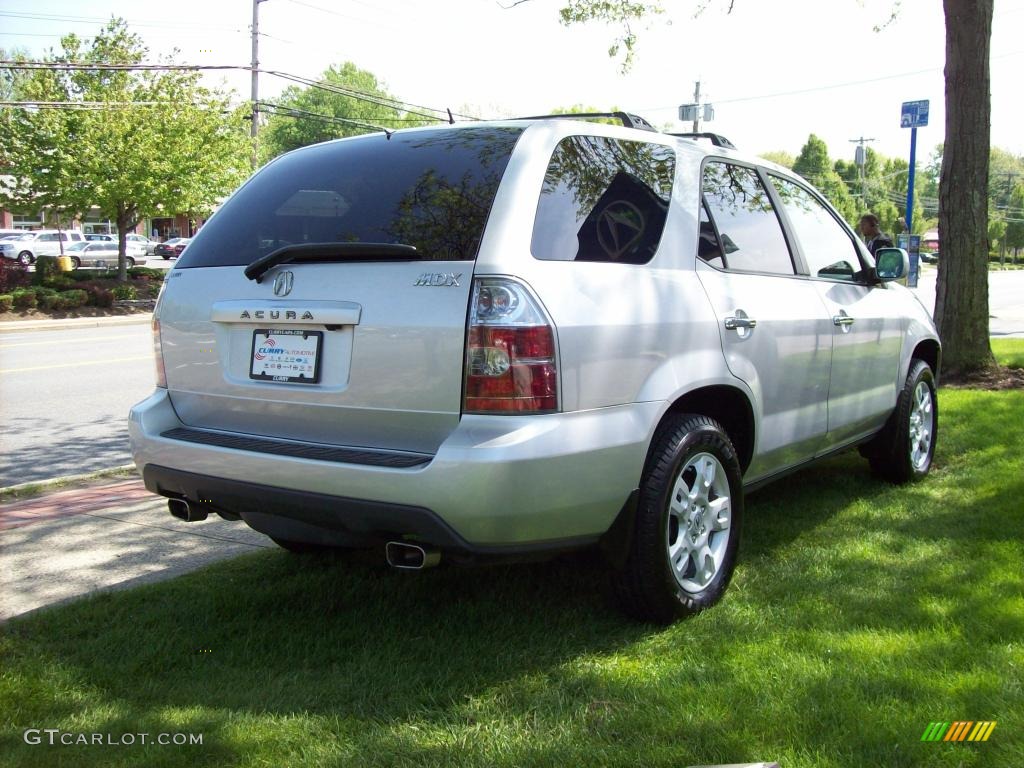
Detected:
[{"left": 250, "top": 328, "right": 323, "bottom": 384}]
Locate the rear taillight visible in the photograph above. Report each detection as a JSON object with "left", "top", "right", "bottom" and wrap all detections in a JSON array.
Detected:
[
  {"left": 464, "top": 278, "right": 557, "bottom": 413},
  {"left": 152, "top": 316, "right": 167, "bottom": 388}
]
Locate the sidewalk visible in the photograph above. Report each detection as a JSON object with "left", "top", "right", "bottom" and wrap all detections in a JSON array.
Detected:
[
  {"left": 0, "top": 312, "right": 152, "bottom": 333},
  {"left": 0, "top": 478, "right": 270, "bottom": 621}
]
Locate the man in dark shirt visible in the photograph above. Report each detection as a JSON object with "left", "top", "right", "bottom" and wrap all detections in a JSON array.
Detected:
[{"left": 858, "top": 213, "right": 894, "bottom": 256}]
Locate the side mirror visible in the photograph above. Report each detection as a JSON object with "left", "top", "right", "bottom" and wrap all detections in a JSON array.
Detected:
[{"left": 875, "top": 247, "right": 909, "bottom": 282}]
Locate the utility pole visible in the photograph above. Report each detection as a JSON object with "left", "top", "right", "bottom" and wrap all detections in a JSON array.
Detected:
[
  {"left": 250, "top": 0, "right": 268, "bottom": 170},
  {"left": 692, "top": 80, "right": 701, "bottom": 133},
  {"left": 678, "top": 81, "right": 713, "bottom": 135},
  {"left": 849, "top": 136, "right": 876, "bottom": 207}
]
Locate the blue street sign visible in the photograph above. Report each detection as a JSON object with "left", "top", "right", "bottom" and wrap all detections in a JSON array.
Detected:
[{"left": 901, "top": 100, "right": 929, "bottom": 128}]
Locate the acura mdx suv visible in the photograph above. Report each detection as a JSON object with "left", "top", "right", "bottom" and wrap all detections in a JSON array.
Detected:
[{"left": 130, "top": 114, "right": 939, "bottom": 622}]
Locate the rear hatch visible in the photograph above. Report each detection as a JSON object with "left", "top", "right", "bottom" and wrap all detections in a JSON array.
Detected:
[{"left": 161, "top": 126, "right": 523, "bottom": 454}]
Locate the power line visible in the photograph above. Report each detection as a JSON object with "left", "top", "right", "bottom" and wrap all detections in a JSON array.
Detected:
[
  {"left": 0, "top": 9, "right": 243, "bottom": 33},
  {"left": 0, "top": 60, "right": 479, "bottom": 122},
  {"left": 259, "top": 101, "right": 395, "bottom": 136}
]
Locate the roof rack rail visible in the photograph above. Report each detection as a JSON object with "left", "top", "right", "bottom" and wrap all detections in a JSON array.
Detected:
[
  {"left": 669, "top": 132, "right": 737, "bottom": 149},
  {"left": 511, "top": 111, "right": 657, "bottom": 132}
]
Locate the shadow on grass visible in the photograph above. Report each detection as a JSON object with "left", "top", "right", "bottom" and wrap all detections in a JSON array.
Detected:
[{"left": 1, "top": 391, "right": 1022, "bottom": 767}]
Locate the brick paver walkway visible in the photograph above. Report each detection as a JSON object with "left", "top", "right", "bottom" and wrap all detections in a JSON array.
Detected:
[{"left": 0, "top": 479, "right": 151, "bottom": 531}]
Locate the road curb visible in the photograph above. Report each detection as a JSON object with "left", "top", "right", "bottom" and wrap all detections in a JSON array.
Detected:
[
  {"left": 0, "top": 465, "right": 137, "bottom": 498},
  {"left": 0, "top": 314, "right": 152, "bottom": 333}
]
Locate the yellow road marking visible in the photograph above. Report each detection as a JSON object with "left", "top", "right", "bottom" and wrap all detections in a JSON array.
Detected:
[
  {"left": 0, "top": 355, "right": 152, "bottom": 374},
  {"left": 0, "top": 333, "right": 141, "bottom": 349}
]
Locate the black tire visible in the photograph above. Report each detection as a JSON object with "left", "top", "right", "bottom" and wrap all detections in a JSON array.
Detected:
[
  {"left": 17, "top": 251, "right": 33, "bottom": 265},
  {"left": 70, "top": 256, "right": 81, "bottom": 270},
  {"left": 865, "top": 359, "right": 937, "bottom": 484},
  {"left": 614, "top": 414, "right": 744, "bottom": 623},
  {"left": 162, "top": 255, "right": 170, "bottom": 260},
  {"left": 126, "top": 256, "right": 136, "bottom": 268}
]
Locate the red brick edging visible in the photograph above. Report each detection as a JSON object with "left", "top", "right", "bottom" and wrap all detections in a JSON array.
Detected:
[{"left": 0, "top": 479, "right": 153, "bottom": 531}]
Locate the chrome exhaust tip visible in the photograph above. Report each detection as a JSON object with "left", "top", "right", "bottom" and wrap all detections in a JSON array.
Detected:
[
  {"left": 168, "top": 498, "right": 208, "bottom": 522},
  {"left": 385, "top": 541, "right": 441, "bottom": 570}
]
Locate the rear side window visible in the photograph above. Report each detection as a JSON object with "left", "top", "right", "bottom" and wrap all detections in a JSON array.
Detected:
[
  {"left": 531, "top": 135, "right": 675, "bottom": 264},
  {"left": 176, "top": 127, "right": 523, "bottom": 268},
  {"left": 701, "top": 162, "right": 794, "bottom": 275}
]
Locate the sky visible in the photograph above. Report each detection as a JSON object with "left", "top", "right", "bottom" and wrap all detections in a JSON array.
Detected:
[{"left": 2, "top": 0, "right": 1023, "bottom": 167}]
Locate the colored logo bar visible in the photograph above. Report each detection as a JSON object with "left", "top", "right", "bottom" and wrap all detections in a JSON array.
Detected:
[{"left": 921, "top": 721, "right": 997, "bottom": 742}]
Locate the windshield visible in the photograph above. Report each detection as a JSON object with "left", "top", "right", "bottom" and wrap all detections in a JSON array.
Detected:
[{"left": 176, "top": 126, "right": 523, "bottom": 268}]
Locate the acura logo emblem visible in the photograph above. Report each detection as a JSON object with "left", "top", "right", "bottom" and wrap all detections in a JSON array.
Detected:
[{"left": 272, "top": 271, "right": 294, "bottom": 297}]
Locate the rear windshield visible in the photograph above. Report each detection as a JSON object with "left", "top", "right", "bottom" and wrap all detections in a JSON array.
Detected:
[{"left": 176, "top": 127, "right": 523, "bottom": 268}]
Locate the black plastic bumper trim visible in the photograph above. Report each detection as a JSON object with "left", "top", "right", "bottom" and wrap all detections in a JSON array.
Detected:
[
  {"left": 161, "top": 427, "right": 431, "bottom": 468},
  {"left": 142, "top": 465, "right": 599, "bottom": 558}
]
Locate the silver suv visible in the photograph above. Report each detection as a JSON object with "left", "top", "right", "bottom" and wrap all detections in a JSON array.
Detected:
[
  {"left": 0, "top": 229, "right": 85, "bottom": 264},
  {"left": 129, "top": 116, "right": 939, "bottom": 622}
]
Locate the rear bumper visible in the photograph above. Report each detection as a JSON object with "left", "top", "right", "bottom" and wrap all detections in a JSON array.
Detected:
[{"left": 129, "top": 389, "right": 657, "bottom": 547}]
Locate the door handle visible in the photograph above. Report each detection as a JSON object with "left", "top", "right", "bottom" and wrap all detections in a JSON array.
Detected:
[
  {"left": 832, "top": 314, "right": 855, "bottom": 326},
  {"left": 725, "top": 316, "right": 758, "bottom": 330}
]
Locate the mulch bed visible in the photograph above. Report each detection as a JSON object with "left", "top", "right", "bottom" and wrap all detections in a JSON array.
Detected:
[
  {"left": 942, "top": 365, "right": 1024, "bottom": 390},
  {"left": 0, "top": 305, "right": 152, "bottom": 323}
]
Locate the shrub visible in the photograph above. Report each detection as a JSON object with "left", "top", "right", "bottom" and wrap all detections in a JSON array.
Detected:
[
  {"left": 0, "top": 259, "right": 30, "bottom": 292},
  {"left": 58, "top": 289, "right": 89, "bottom": 309},
  {"left": 128, "top": 267, "right": 165, "bottom": 280},
  {"left": 11, "top": 289, "right": 38, "bottom": 309},
  {"left": 44, "top": 275, "right": 77, "bottom": 291},
  {"left": 68, "top": 270, "right": 98, "bottom": 282},
  {"left": 38, "top": 293, "right": 63, "bottom": 310},
  {"left": 84, "top": 286, "right": 114, "bottom": 308},
  {"left": 33, "top": 255, "right": 60, "bottom": 285},
  {"left": 0, "top": 294, "right": 13, "bottom": 313},
  {"left": 112, "top": 283, "right": 138, "bottom": 301}
]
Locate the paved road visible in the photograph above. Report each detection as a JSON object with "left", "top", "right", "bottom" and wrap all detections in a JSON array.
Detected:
[
  {"left": 912, "top": 266, "right": 1024, "bottom": 337},
  {"left": 0, "top": 323, "right": 154, "bottom": 486}
]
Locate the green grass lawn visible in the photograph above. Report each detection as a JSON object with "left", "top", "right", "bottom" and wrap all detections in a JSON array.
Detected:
[
  {"left": 992, "top": 339, "right": 1024, "bottom": 369},
  {"left": 2, "top": 356, "right": 1022, "bottom": 767}
]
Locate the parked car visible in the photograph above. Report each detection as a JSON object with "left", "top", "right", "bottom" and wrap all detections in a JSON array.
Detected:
[
  {"left": 920, "top": 251, "right": 939, "bottom": 264},
  {"left": 154, "top": 238, "right": 190, "bottom": 259},
  {"left": 66, "top": 241, "right": 147, "bottom": 269},
  {"left": 130, "top": 117, "right": 940, "bottom": 622},
  {"left": 0, "top": 230, "right": 85, "bottom": 264},
  {"left": 126, "top": 233, "right": 157, "bottom": 255}
]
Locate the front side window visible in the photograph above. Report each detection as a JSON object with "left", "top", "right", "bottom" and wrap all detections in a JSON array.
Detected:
[
  {"left": 532, "top": 135, "right": 675, "bottom": 264},
  {"left": 771, "top": 175, "right": 863, "bottom": 281},
  {"left": 701, "top": 162, "right": 794, "bottom": 275}
]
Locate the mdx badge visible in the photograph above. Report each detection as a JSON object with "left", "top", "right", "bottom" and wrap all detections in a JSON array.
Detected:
[
  {"left": 272, "top": 270, "right": 294, "bottom": 296},
  {"left": 415, "top": 272, "right": 462, "bottom": 287}
]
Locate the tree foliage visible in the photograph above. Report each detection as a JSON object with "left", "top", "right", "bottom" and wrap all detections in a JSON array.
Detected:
[
  {"left": 0, "top": 19, "right": 249, "bottom": 280},
  {"left": 758, "top": 150, "right": 794, "bottom": 169},
  {"left": 259, "top": 62, "right": 419, "bottom": 162},
  {"left": 1005, "top": 183, "right": 1024, "bottom": 252},
  {"left": 791, "top": 134, "right": 857, "bottom": 224},
  {"left": 557, "top": 1, "right": 664, "bottom": 72}
]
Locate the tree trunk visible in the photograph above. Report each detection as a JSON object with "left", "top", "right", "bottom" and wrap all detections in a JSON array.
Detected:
[
  {"left": 117, "top": 210, "right": 131, "bottom": 283},
  {"left": 935, "top": 0, "right": 995, "bottom": 375}
]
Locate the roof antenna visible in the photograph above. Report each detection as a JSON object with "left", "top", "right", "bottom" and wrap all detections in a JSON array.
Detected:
[
  {"left": 447, "top": 108, "right": 455, "bottom": 125},
  {"left": 384, "top": 127, "right": 393, "bottom": 140}
]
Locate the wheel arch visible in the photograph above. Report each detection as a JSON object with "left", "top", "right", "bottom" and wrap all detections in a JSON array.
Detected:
[
  {"left": 651, "top": 384, "right": 756, "bottom": 475},
  {"left": 910, "top": 338, "right": 941, "bottom": 382}
]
